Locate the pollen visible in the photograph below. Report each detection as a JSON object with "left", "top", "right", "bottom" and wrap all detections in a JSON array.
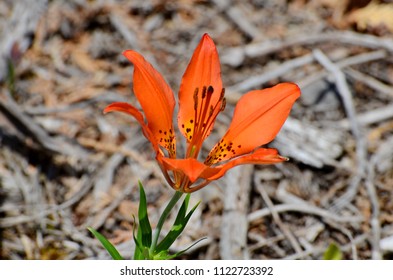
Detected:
[{"left": 205, "top": 139, "right": 238, "bottom": 165}]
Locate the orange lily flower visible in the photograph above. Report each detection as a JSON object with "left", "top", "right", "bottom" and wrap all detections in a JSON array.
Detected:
[{"left": 104, "top": 34, "right": 300, "bottom": 193}]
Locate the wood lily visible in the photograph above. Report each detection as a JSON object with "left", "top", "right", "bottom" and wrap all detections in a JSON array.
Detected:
[{"left": 104, "top": 34, "right": 300, "bottom": 193}]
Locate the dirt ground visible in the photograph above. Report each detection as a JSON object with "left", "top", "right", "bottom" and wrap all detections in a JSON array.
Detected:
[{"left": 1, "top": 0, "right": 393, "bottom": 260}]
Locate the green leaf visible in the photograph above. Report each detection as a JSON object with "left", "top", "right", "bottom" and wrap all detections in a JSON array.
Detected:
[
  {"left": 132, "top": 214, "right": 153, "bottom": 260},
  {"left": 323, "top": 243, "right": 343, "bottom": 260},
  {"left": 132, "top": 215, "right": 143, "bottom": 260},
  {"left": 155, "top": 194, "right": 200, "bottom": 253},
  {"left": 87, "top": 227, "right": 123, "bottom": 260},
  {"left": 133, "top": 230, "right": 150, "bottom": 260},
  {"left": 164, "top": 237, "right": 207, "bottom": 260},
  {"left": 132, "top": 183, "right": 154, "bottom": 260},
  {"left": 138, "top": 181, "right": 152, "bottom": 248},
  {"left": 133, "top": 231, "right": 150, "bottom": 260},
  {"left": 153, "top": 250, "right": 171, "bottom": 260}
]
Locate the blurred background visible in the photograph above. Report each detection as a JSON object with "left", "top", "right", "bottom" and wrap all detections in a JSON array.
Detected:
[{"left": 1, "top": 0, "right": 393, "bottom": 259}]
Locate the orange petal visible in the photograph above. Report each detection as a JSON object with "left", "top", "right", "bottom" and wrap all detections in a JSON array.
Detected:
[
  {"left": 177, "top": 34, "right": 223, "bottom": 144},
  {"left": 123, "top": 50, "right": 176, "bottom": 156},
  {"left": 203, "top": 148, "right": 287, "bottom": 181},
  {"left": 160, "top": 157, "right": 219, "bottom": 184},
  {"left": 104, "top": 102, "right": 159, "bottom": 153},
  {"left": 206, "top": 83, "right": 300, "bottom": 165},
  {"left": 160, "top": 148, "right": 286, "bottom": 186}
]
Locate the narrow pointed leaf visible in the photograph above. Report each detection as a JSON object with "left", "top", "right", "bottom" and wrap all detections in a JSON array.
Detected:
[
  {"left": 132, "top": 215, "right": 151, "bottom": 260},
  {"left": 155, "top": 195, "right": 200, "bottom": 252},
  {"left": 166, "top": 237, "right": 207, "bottom": 260},
  {"left": 138, "top": 181, "right": 152, "bottom": 248},
  {"left": 133, "top": 221, "right": 143, "bottom": 260},
  {"left": 87, "top": 227, "right": 124, "bottom": 260}
]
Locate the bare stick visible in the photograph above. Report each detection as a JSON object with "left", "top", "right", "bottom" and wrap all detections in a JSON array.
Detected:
[
  {"left": 88, "top": 183, "right": 135, "bottom": 230},
  {"left": 256, "top": 184, "right": 304, "bottom": 256},
  {"left": 284, "top": 234, "right": 367, "bottom": 260},
  {"left": 363, "top": 138, "right": 393, "bottom": 259},
  {"left": 220, "top": 166, "right": 252, "bottom": 259},
  {"left": 221, "top": 31, "right": 393, "bottom": 67},
  {"left": 312, "top": 49, "right": 368, "bottom": 211},
  {"left": 247, "top": 203, "right": 363, "bottom": 224},
  {"left": 109, "top": 13, "right": 139, "bottom": 49},
  {"left": 345, "top": 67, "right": 393, "bottom": 98},
  {"left": 339, "top": 103, "right": 393, "bottom": 129},
  {"left": 299, "top": 49, "right": 386, "bottom": 88},
  {"left": 0, "top": 92, "right": 89, "bottom": 158},
  {"left": 213, "top": 0, "right": 259, "bottom": 39},
  {"left": 226, "top": 54, "right": 313, "bottom": 101}
]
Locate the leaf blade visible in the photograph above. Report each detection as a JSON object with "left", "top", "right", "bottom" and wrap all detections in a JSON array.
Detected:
[
  {"left": 87, "top": 227, "right": 124, "bottom": 260},
  {"left": 138, "top": 181, "right": 152, "bottom": 248},
  {"left": 155, "top": 195, "right": 200, "bottom": 253}
]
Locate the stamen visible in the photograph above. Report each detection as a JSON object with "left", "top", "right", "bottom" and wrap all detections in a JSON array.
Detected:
[
  {"left": 195, "top": 85, "right": 212, "bottom": 138},
  {"left": 199, "top": 87, "right": 226, "bottom": 141},
  {"left": 220, "top": 98, "right": 226, "bottom": 111},
  {"left": 220, "top": 88, "right": 225, "bottom": 99},
  {"left": 187, "top": 85, "right": 226, "bottom": 158},
  {"left": 201, "top": 86, "right": 207, "bottom": 99},
  {"left": 207, "top": 85, "right": 214, "bottom": 95},
  {"left": 193, "top": 88, "right": 199, "bottom": 110}
]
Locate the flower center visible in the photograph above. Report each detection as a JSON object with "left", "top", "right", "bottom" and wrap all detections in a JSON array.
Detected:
[{"left": 182, "top": 85, "right": 225, "bottom": 158}]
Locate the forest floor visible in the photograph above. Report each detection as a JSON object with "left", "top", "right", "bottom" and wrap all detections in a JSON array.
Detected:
[{"left": 1, "top": 0, "right": 393, "bottom": 260}]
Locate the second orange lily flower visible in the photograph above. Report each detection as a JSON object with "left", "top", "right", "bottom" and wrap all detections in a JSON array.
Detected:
[{"left": 104, "top": 34, "right": 301, "bottom": 193}]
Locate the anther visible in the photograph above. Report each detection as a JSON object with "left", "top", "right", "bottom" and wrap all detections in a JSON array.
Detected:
[
  {"left": 220, "top": 88, "right": 225, "bottom": 99},
  {"left": 220, "top": 98, "right": 226, "bottom": 111},
  {"left": 193, "top": 88, "right": 199, "bottom": 110},
  {"left": 207, "top": 85, "right": 214, "bottom": 95},
  {"left": 201, "top": 86, "right": 207, "bottom": 98}
]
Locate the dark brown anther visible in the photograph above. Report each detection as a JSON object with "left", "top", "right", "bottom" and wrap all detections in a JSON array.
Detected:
[
  {"left": 220, "top": 98, "right": 226, "bottom": 111},
  {"left": 207, "top": 85, "right": 214, "bottom": 95},
  {"left": 201, "top": 86, "right": 207, "bottom": 98},
  {"left": 193, "top": 88, "right": 199, "bottom": 110},
  {"left": 220, "top": 88, "right": 225, "bottom": 99}
]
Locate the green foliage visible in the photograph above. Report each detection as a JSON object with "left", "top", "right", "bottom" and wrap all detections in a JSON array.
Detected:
[
  {"left": 153, "top": 238, "right": 206, "bottom": 260},
  {"left": 132, "top": 215, "right": 145, "bottom": 260},
  {"left": 87, "top": 227, "right": 123, "bottom": 260},
  {"left": 138, "top": 181, "right": 152, "bottom": 247},
  {"left": 155, "top": 194, "right": 200, "bottom": 254},
  {"left": 89, "top": 181, "right": 201, "bottom": 260},
  {"left": 133, "top": 181, "right": 152, "bottom": 259},
  {"left": 323, "top": 243, "right": 343, "bottom": 260}
]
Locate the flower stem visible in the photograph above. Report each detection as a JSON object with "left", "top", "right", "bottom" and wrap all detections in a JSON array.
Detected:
[{"left": 149, "top": 191, "right": 183, "bottom": 256}]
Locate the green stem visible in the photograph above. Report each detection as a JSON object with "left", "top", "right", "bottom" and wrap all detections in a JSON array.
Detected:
[{"left": 149, "top": 191, "right": 183, "bottom": 256}]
